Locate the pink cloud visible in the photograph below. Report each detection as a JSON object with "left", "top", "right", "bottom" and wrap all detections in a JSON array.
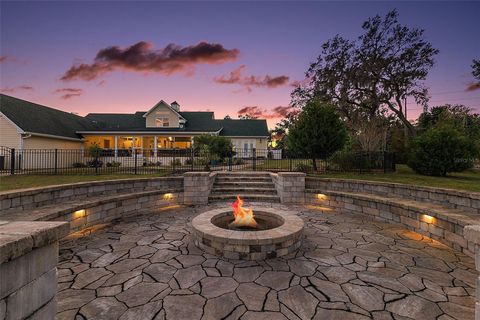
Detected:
[{"left": 61, "top": 41, "right": 240, "bottom": 81}]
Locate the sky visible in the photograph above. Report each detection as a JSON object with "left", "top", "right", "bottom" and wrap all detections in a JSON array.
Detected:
[{"left": 1, "top": 1, "right": 479, "bottom": 129}]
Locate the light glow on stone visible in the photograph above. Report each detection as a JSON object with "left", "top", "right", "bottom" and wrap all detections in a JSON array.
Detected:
[
  {"left": 421, "top": 214, "right": 435, "bottom": 224},
  {"left": 73, "top": 209, "right": 86, "bottom": 218}
]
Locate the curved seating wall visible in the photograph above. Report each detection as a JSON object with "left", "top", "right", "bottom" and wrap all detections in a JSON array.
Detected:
[
  {"left": 306, "top": 177, "right": 480, "bottom": 214},
  {"left": 305, "top": 178, "right": 480, "bottom": 257},
  {"left": 0, "top": 177, "right": 184, "bottom": 233}
]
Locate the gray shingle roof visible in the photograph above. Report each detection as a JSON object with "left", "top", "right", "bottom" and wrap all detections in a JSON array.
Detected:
[
  {"left": 85, "top": 112, "right": 269, "bottom": 137},
  {"left": 0, "top": 94, "right": 269, "bottom": 139},
  {"left": 0, "top": 94, "right": 96, "bottom": 139}
]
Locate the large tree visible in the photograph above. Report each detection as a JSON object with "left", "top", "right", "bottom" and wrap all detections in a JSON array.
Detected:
[
  {"left": 287, "top": 100, "right": 347, "bottom": 171},
  {"left": 292, "top": 10, "right": 438, "bottom": 136}
]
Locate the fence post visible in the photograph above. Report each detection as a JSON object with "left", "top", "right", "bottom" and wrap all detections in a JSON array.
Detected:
[
  {"left": 172, "top": 149, "right": 176, "bottom": 173},
  {"left": 134, "top": 149, "right": 138, "bottom": 175},
  {"left": 54, "top": 149, "right": 58, "bottom": 174},
  {"left": 191, "top": 147, "right": 194, "bottom": 171},
  {"left": 10, "top": 148, "right": 15, "bottom": 175},
  {"left": 228, "top": 151, "right": 232, "bottom": 172},
  {"left": 289, "top": 153, "right": 292, "bottom": 172},
  {"left": 94, "top": 150, "right": 99, "bottom": 174},
  {"left": 252, "top": 148, "right": 256, "bottom": 171}
]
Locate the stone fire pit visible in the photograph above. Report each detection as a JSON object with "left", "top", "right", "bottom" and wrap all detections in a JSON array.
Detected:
[{"left": 191, "top": 207, "right": 304, "bottom": 260}]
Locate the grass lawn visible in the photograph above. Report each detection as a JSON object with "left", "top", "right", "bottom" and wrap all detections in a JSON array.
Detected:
[
  {"left": 312, "top": 164, "right": 480, "bottom": 193},
  {"left": 0, "top": 172, "right": 173, "bottom": 192}
]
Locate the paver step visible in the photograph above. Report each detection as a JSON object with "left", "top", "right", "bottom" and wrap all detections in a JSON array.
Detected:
[
  {"left": 208, "top": 193, "right": 281, "bottom": 203},
  {"left": 214, "top": 181, "right": 275, "bottom": 187},
  {"left": 215, "top": 176, "right": 272, "bottom": 182},
  {"left": 215, "top": 172, "right": 271, "bottom": 176},
  {"left": 211, "top": 187, "right": 277, "bottom": 195}
]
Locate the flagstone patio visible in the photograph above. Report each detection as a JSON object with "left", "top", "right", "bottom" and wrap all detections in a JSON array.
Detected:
[{"left": 56, "top": 203, "right": 476, "bottom": 320}]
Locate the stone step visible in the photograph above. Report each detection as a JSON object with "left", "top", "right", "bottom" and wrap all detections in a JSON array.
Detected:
[
  {"left": 214, "top": 181, "right": 275, "bottom": 188},
  {"left": 215, "top": 177, "right": 273, "bottom": 182},
  {"left": 215, "top": 172, "right": 271, "bottom": 176},
  {"left": 208, "top": 193, "right": 281, "bottom": 203},
  {"left": 211, "top": 187, "right": 277, "bottom": 195}
]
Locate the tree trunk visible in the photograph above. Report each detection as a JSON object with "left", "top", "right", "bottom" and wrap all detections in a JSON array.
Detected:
[{"left": 312, "top": 158, "right": 317, "bottom": 171}]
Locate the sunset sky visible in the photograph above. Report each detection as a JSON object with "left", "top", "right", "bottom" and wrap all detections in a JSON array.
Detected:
[{"left": 1, "top": 1, "right": 479, "bottom": 129}]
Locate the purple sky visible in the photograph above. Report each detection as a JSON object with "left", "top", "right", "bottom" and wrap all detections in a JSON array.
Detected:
[{"left": 1, "top": 1, "right": 479, "bottom": 128}]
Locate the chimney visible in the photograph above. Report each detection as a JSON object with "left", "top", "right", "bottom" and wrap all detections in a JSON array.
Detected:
[{"left": 171, "top": 101, "right": 180, "bottom": 111}]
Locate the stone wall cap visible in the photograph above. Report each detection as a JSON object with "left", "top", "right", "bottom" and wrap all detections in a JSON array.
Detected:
[
  {"left": 184, "top": 172, "right": 211, "bottom": 176},
  {"left": 0, "top": 176, "right": 184, "bottom": 199},
  {"left": 278, "top": 172, "right": 306, "bottom": 177},
  {"left": 305, "top": 177, "right": 480, "bottom": 199},
  {"left": 0, "top": 220, "right": 69, "bottom": 263}
]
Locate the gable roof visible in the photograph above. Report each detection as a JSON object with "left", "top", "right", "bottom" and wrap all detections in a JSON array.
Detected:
[
  {"left": 84, "top": 111, "right": 269, "bottom": 137},
  {"left": 0, "top": 94, "right": 96, "bottom": 139},
  {"left": 85, "top": 111, "right": 223, "bottom": 132},
  {"left": 142, "top": 100, "right": 185, "bottom": 120}
]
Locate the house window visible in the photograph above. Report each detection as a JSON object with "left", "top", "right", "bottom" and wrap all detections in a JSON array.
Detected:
[
  {"left": 104, "top": 139, "right": 111, "bottom": 149},
  {"left": 155, "top": 117, "right": 170, "bottom": 127}
]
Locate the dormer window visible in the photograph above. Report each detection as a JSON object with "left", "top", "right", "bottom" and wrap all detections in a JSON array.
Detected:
[{"left": 155, "top": 117, "right": 170, "bottom": 127}]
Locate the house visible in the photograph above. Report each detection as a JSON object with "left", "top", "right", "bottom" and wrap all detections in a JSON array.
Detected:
[{"left": 0, "top": 94, "right": 269, "bottom": 154}]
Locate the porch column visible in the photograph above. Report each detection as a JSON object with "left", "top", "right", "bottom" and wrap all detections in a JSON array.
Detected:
[
  {"left": 154, "top": 136, "right": 158, "bottom": 158},
  {"left": 114, "top": 136, "right": 118, "bottom": 159},
  {"left": 140, "top": 136, "right": 143, "bottom": 154}
]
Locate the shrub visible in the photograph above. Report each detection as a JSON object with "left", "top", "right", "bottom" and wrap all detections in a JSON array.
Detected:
[
  {"left": 87, "top": 159, "right": 103, "bottom": 168},
  {"left": 328, "top": 151, "right": 370, "bottom": 171},
  {"left": 72, "top": 162, "right": 87, "bottom": 168},
  {"left": 106, "top": 161, "right": 121, "bottom": 167},
  {"left": 233, "top": 158, "right": 244, "bottom": 165},
  {"left": 194, "top": 135, "right": 233, "bottom": 160},
  {"left": 407, "top": 126, "right": 478, "bottom": 176},
  {"left": 294, "top": 163, "right": 313, "bottom": 173}
]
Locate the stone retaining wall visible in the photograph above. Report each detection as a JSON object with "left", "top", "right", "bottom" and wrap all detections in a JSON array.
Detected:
[
  {"left": 306, "top": 177, "right": 480, "bottom": 214},
  {"left": 54, "top": 190, "right": 183, "bottom": 233},
  {"left": 271, "top": 172, "right": 305, "bottom": 204},
  {"left": 0, "top": 220, "right": 69, "bottom": 320},
  {"left": 464, "top": 226, "right": 480, "bottom": 319},
  {"left": 0, "top": 176, "right": 184, "bottom": 213},
  {"left": 183, "top": 172, "right": 216, "bottom": 205},
  {"left": 306, "top": 190, "right": 476, "bottom": 257}
]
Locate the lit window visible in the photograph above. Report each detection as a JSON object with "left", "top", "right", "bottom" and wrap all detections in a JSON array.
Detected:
[{"left": 155, "top": 117, "right": 170, "bottom": 127}]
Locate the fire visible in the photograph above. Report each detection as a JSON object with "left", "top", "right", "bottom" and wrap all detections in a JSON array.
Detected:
[{"left": 230, "top": 195, "right": 258, "bottom": 228}]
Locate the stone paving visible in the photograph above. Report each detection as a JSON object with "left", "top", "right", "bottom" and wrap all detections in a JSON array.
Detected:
[{"left": 56, "top": 203, "right": 477, "bottom": 320}]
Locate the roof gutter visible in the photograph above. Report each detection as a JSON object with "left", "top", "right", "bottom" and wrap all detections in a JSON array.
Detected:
[
  {"left": 75, "top": 129, "right": 223, "bottom": 135},
  {"left": 23, "top": 132, "right": 85, "bottom": 142}
]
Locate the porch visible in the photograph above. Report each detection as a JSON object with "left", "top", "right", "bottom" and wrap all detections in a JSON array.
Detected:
[{"left": 84, "top": 135, "right": 193, "bottom": 157}]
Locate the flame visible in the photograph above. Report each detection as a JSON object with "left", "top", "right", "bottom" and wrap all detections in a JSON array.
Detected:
[{"left": 230, "top": 195, "right": 258, "bottom": 228}]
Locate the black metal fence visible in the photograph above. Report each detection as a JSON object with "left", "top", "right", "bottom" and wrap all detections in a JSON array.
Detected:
[{"left": 0, "top": 146, "right": 395, "bottom": 175}]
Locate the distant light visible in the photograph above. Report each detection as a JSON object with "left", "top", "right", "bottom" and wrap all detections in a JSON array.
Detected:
[
  {"left": 73, "top": 209, "right": 86, "bottom": 218},
  {"left": 163, "top": 193, "right": 174, "bottom": 200},
  {"left": 421, "top": 214, "right": 435, "bottom": 224},
  {"left": 316, "top": 193, "right": 328, "bottom": 200}
]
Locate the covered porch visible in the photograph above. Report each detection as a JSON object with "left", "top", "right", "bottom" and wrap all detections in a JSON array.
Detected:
[{"left": 84, "top": 135, "right": 193, "bottom": 157}]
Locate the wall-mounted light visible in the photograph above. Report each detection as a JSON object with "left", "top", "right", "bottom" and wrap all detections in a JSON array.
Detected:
[
  {"left": 316, "top": 193, "right": 328, "bottom": 200},
  {"left": 421, "top": 214, "right": 435, "bottom": 224},
  {"left": 168, "top": 137, "right": 173, "bottom": 141},
  {"left": 73, "top": 209, "right": 86, "bottom": 218},
  {"left": 163, "top": 193, "right": 173, "bottom": 200}
]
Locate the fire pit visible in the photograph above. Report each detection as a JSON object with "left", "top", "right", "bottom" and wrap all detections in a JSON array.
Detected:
[{"left": 191, "top": 196, "right": 304, "bottom": 260}]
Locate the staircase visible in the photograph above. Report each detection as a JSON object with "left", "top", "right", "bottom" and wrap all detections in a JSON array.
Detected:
[{"left": 209, "top": 172, "right": 280, "bottom": 203}]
